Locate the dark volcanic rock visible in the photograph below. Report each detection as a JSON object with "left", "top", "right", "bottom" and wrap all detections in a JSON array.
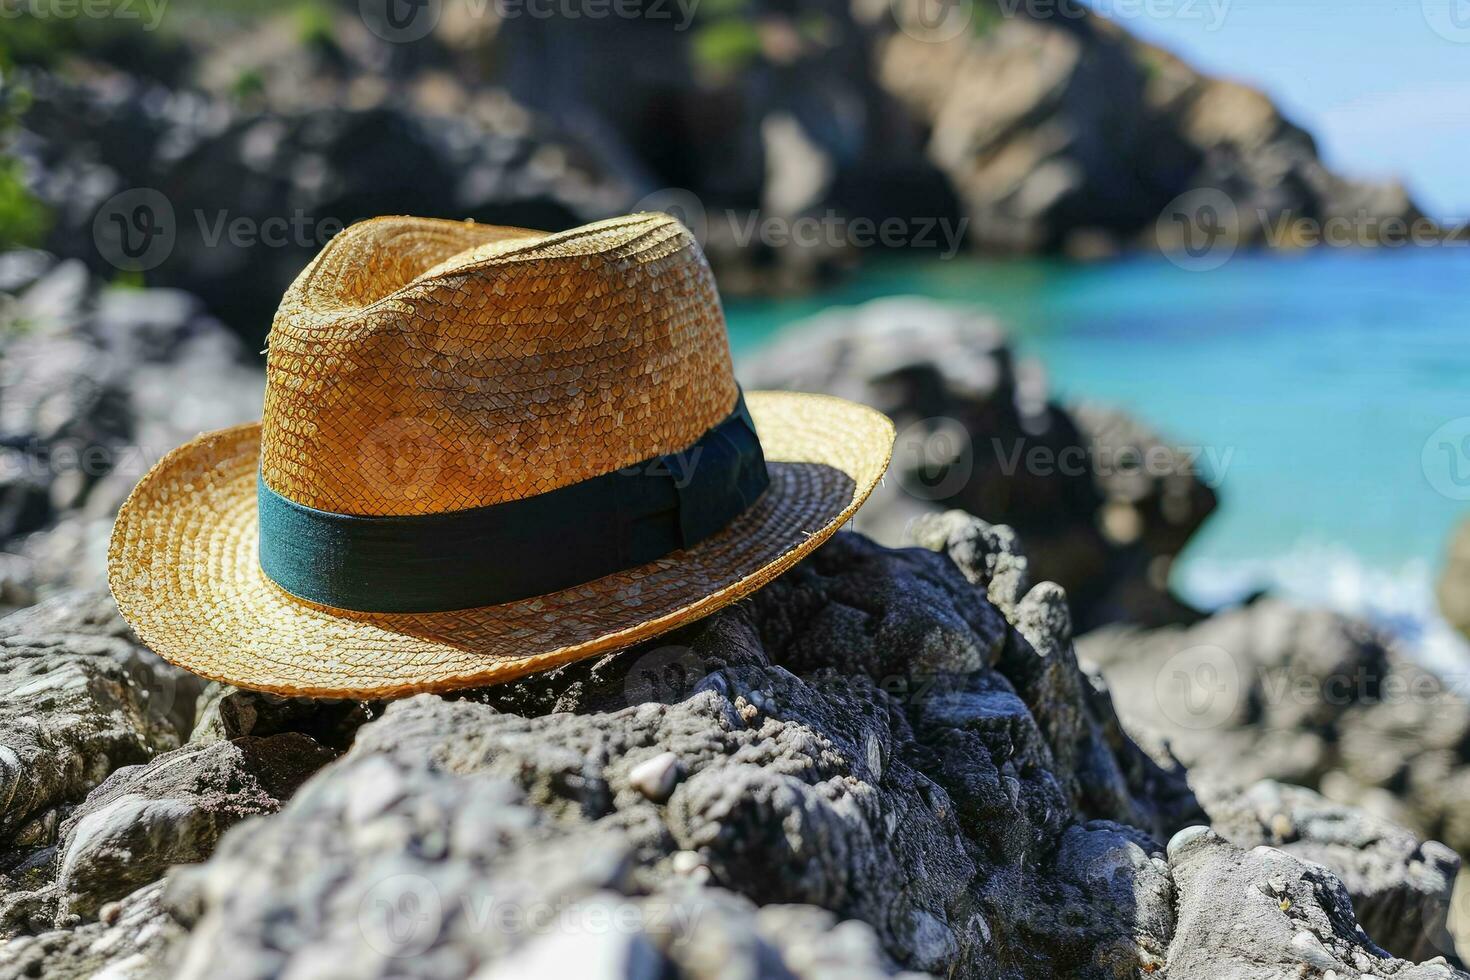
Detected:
[
  {"left": 53, "top": 734, "right": 337, "bottom": 923},
  {"left": 0, "top": 254, "right": 263, "bottom": 597},
  {"left": 1202, "top": 780, "right": 1460, "bottom": 964},
  {"left": 0, "top": 592, "right": 202, "bottom": 846},
  {"left": 1078, "top": 597, "right": 1470, "bottom": 868},
  {"left": 0, "top": 531, "right": 1418, "bottom": 978},
  {"left": 740, "top": 298, "right": 1215, "bottom": 630},
  {"left": 9, "top": 68, "right": 630, "bottom": 350},
  {"left": 0, "top": 531, "right": 1456, "bottom": 976}
]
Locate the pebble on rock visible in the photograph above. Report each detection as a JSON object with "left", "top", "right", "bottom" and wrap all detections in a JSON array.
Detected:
[{"left": 628, "top": 752, "right": 681, "bottom": 803}]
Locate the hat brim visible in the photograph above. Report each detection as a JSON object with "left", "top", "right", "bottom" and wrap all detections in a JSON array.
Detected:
[{"left": 108, "top": 391, "right": 894, "bottom": 698}]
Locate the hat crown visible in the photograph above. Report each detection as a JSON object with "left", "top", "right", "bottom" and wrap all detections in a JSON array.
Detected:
[{"left": 258, "top": 213, "right": 738, "bottom": 516}]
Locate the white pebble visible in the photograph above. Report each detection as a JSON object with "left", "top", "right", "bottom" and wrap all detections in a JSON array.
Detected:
[
  {"left": 1165, "top": 825, "right": 1212, "bottom": 863},
  {"left": 1289, "top": 931, "right": 1338, "bottom": 972},
  {"left": 629, "top": 752, "right": 681, "bottom": 803}
]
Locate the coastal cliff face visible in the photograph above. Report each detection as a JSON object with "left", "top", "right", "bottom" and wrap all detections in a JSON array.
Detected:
[
  {"left": 2, "top": 0, "right": 1423, "bottom": 342},
  {"left": 873, "top": 2, "right": 1420, "bottom": 254}
]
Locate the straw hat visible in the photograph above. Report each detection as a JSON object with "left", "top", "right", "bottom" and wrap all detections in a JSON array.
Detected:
[{"left": 108, "top": 213, "right": 893, "bottom": 698}]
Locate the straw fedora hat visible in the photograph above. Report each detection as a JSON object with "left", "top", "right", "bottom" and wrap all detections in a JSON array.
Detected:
[{"left": 108, "top": 212, "right": 893, "bottom": 698}]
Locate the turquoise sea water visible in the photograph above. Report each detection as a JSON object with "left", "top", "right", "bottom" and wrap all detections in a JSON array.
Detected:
[{"left": 726, "top": 248, "right": 1470, "bottom": 666}]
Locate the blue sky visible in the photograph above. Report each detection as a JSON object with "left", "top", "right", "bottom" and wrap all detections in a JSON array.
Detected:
[{"left": 1078, "top": 0, "right": 1470, "bottom": 220}]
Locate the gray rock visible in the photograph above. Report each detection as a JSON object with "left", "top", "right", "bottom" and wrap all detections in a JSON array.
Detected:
[
  {"left": 0, "top": 592, "right": 202, "bottom": 844},
  {"left": 1166, "top": 827, "right": 1462, "bottom": 978},
  {"left": 0, "top": 259, "right": 263, "bottom": 596},
  {"left": 0, "top": 880, "right": 184, "bottom": 980},
  {"left": 0, "top": 534, "right": 1454, "bottom": 977},
  {"left": 911, "top": 511, "right": 1202, "bottom": 837},
  {"left": 1201, "top": 780, "right": 1460, "bottom": 963},
  {"left": 143, "top": 531, "right": 1201, "bottom": 977},
  {"left": 1079, "top": 598, "right": 1470, "bottom": 867},
  {"left": 53, "top": 734, "right": 337, "bottom": 922},
  {"left": 740, "top": 298, "right": 1214, "bottom": 631}
]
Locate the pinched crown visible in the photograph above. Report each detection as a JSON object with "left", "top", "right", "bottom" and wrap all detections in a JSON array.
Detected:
[{"left": 258, "top": 213, "right": 738, "bottom": 516}]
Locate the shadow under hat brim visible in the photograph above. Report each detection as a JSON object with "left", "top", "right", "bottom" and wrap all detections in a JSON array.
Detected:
[{"left": 107, "top": 391, "right": 895, "bottom": 698}]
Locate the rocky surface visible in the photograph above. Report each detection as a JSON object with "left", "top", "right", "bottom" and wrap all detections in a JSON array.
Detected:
[
  {"left": 51, "top": 733, "right": 335, "bottom": 923},
  {"left": 1439, "top": 517, "right": 1470, "bottom": 643},
  {"left": 876, "top": 0, "right": 1422, "bottom": 255},
  {"left": 4, "top": 0, "right": 1424, "bottom": 344},
  {"left": 0, "top": 525, "right": 1459, "bottom": 977},
  {"left": 0, "top": 592, "right": 201, "bottom": 848},
  {"left": 7, "top": 67, "right": 631, "bottom": 351},
  {"left": 1079, "top": 595, "right": 1470, "bottom": 903},
  {"left": 0, "top": 253, "right": 262, "bottom": 602},
  {"left": 741, "top": 297, "right": 1216, "bottom": 631},
  {"left": 1165, "top": 824, "right": 1457, "bottom": 980},
  {"left": 1201, "top": 779, "right": 1461, "bottom": 964}
]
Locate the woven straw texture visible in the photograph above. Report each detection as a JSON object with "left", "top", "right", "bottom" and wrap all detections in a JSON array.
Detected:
[
  {"left": 107, "top": 211, "right": 894, "bottom": 697},
  {"left": 262, "top": 213, "right": 737, "bottom": 515},
  {"left": 109, "top": 392, "right": 892, "bottom": 697}
]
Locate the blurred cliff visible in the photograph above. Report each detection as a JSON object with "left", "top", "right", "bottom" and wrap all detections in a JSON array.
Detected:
[{"left": 0, "top": 0, "right": 1423, "bottom": 347}]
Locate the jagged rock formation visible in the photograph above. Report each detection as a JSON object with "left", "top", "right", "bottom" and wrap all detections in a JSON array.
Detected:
[
  {"left": 1079, "top": 596, "right": 1470, "bottom": 870},
  {"left": 0, "top": 525, "right": 1461, "bottom": 977},
  {"left": 0, "top": 254, "right": 262, "bottom": 604},
  {"left": 741, "top": 297, "right": 1215, "bottom": 631},
  {"left": 875, "top": 0, "right": 1421, "bottom": 254}
]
